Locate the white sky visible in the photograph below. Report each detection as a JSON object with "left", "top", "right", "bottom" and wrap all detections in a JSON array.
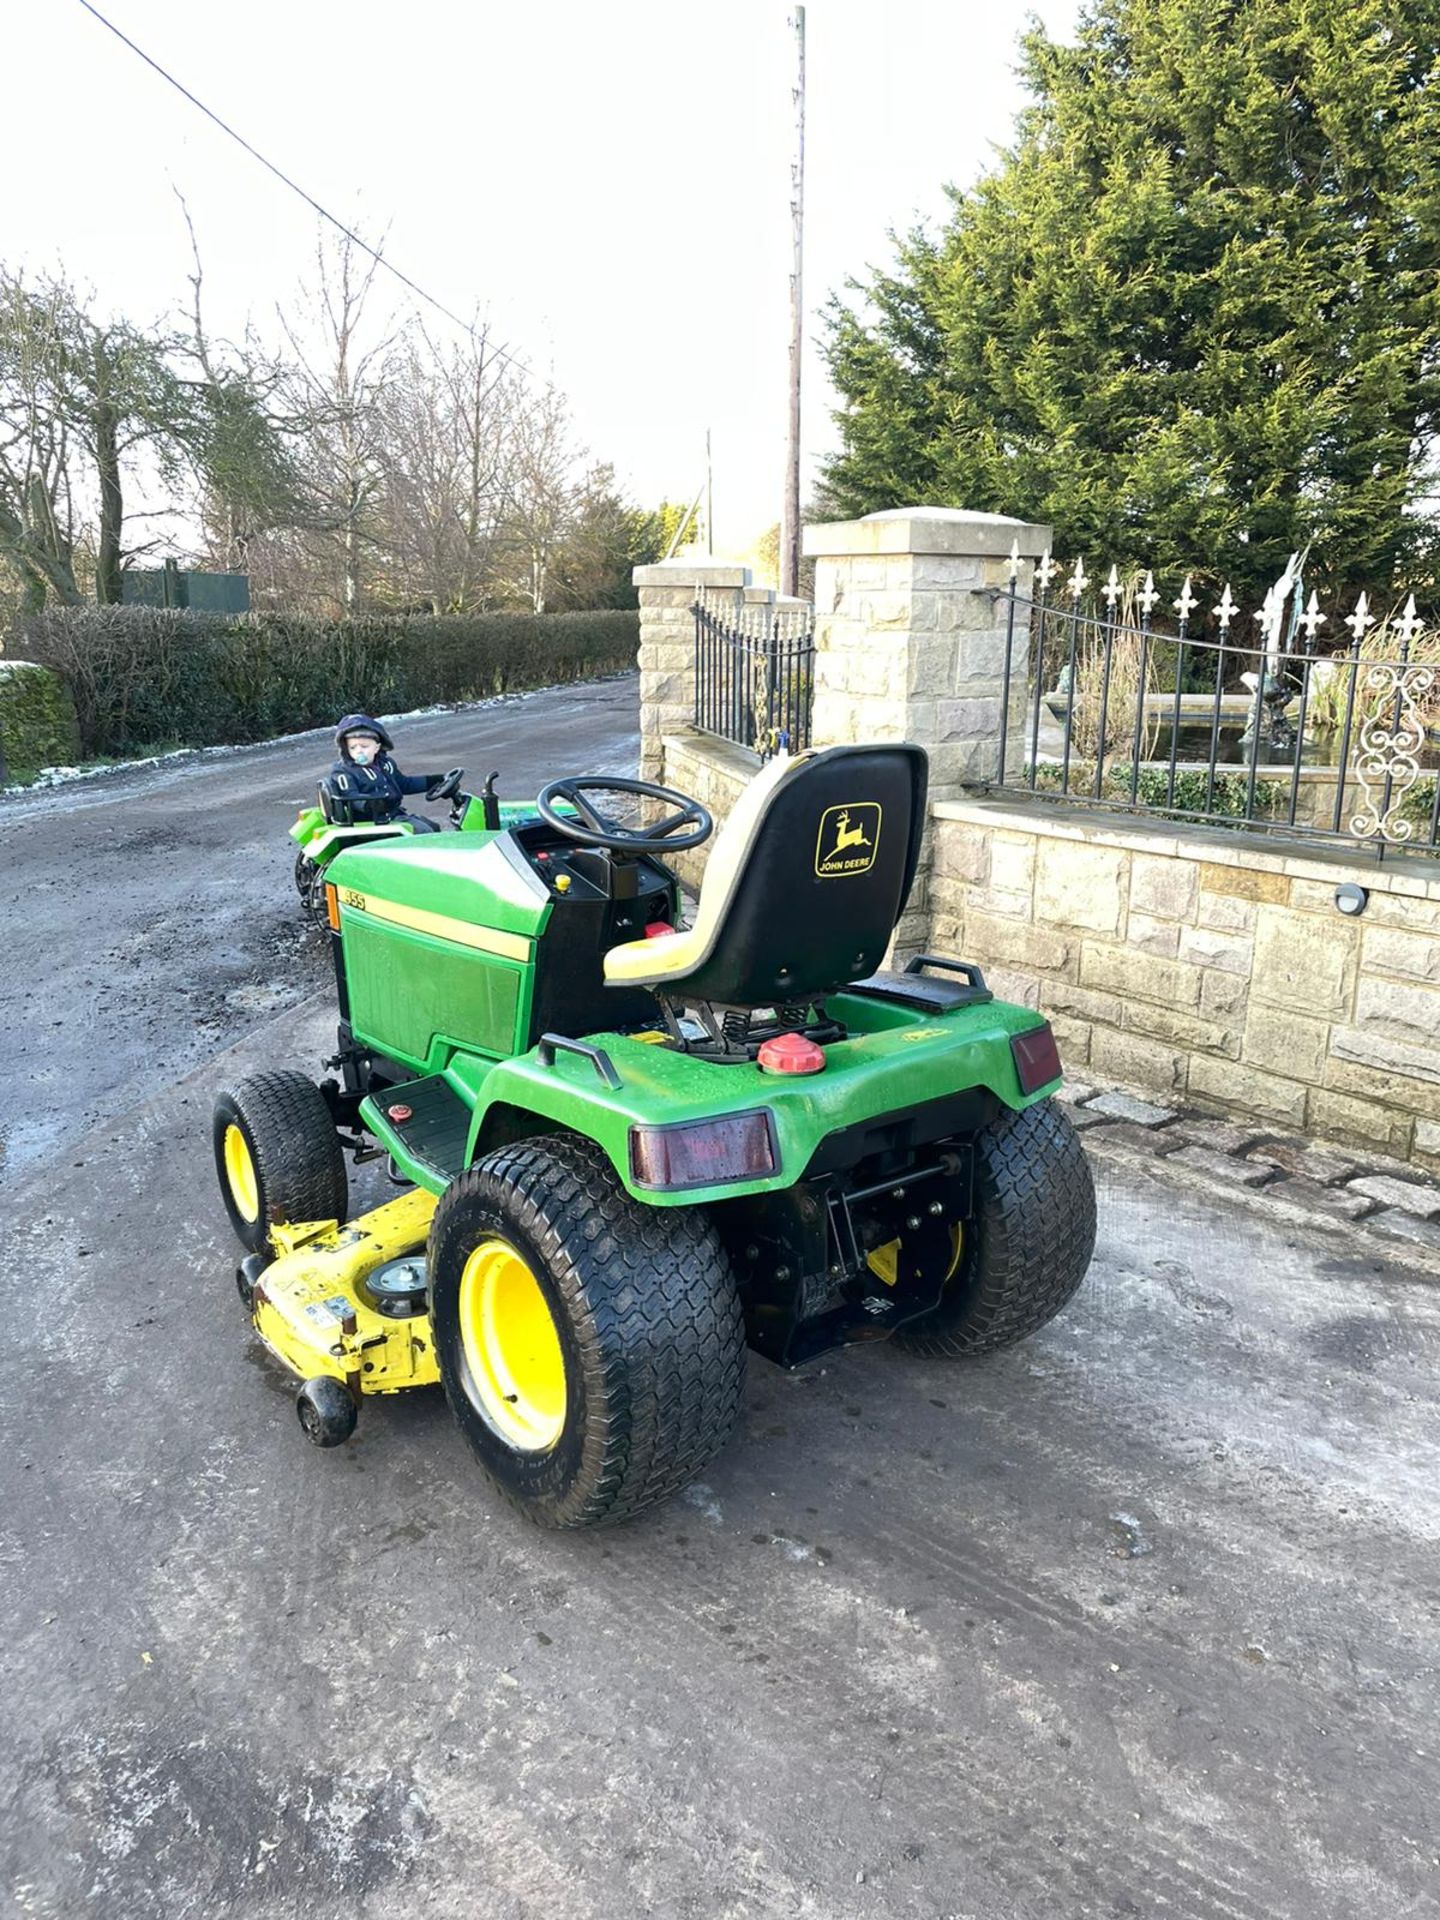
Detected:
[{"left": 5, "top": 0, "right": 1079, "bottom": 556}]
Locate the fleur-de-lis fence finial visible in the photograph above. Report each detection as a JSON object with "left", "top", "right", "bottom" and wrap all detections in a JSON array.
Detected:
[
  {"left": 1392, "top": 592, "right": 1425, "bottom": 652},
  {"left": 1007, "top": 538, "right": 1021, "bottom": 581},
  {"left": 1296, "top": 590, "right": 1326, "bottom": 646},
  {"left": 1136, "top": 570, "right": 1159, "bottom": 618},
  {"left": 1344, "top": 593, "right": 1375, "bottom": 645},
  {"left": 1173, "top": 575, "right": 1198, "bottom": 624},
  {"left": 1068, "top": 556, "right": 1089, "bottom": 601},
  {"left": 1215, "top": 583, "right": 1237, "bottom": 634},
  {"left": 1035, "top": 549, "right": 1059, "bottom": 591}
]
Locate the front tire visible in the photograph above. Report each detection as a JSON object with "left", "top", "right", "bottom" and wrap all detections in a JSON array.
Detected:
[
  {"left": 429, "top": 1136, "right": 746, "bottom": 1529},
  {"left": 213, "top": 1070, "right": 348, "bottom": 1255},
  {"left": 894, "top": 1099, "right": 1095, "bottom": 1357}
]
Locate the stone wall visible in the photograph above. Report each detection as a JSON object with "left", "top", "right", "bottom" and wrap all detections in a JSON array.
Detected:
[
  {"left": 929, "top": 796, "right": 1440, "bottom": 1173},
  {"left": 659, "top": 730, "right": 761, "bottom": 894},
  {"left": 634, "top": 511, "right": 1439, "bottom": 1171}
]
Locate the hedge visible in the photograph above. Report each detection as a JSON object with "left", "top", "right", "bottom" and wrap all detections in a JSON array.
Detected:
[
  {"left": 14, "top": 606, "right": 640, "bottom": 760},
  {"left": 0, "top": 660, "right": 82, "bottom": 782}
]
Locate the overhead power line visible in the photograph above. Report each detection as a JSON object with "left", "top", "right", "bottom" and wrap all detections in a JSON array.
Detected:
[{"left": 75, "top": 0, "right": 541, "bottom": 387}]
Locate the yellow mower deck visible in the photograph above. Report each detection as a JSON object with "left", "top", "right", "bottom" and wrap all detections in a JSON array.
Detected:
[{"left": 251, "top": 1188, "right": 440, "bottom": 1398}]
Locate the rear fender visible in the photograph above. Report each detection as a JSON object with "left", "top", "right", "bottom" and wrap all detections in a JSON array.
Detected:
[
  {"left": 290, "top": 805, "right": 327, "bottom": 848},
  {"left": 450, "top": 1004, "right": 1047, "bottom": 1207},
  {"left": 301, "top": 821, "right": 415, "bottom": 865}
]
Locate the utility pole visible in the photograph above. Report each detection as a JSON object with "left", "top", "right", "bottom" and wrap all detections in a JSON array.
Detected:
[
  {"left": 706, "top": 426, "right": 714, "bottom": 555},
  {"left": 780, "top": 5, "right": 805, "bottom": 598}
]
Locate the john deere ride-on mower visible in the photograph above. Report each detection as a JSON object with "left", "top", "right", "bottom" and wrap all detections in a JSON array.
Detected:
[{"left": 214, "top": 745, "right": 1095, "bottom": 1528}]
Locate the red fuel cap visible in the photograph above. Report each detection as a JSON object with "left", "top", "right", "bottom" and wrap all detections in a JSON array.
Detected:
[
  {"left": 387, "top": 1103, "right": 414, "bottom": 1123},
  {"left": 757, "top": 1032, "right": 826, "bottom": 1075}
]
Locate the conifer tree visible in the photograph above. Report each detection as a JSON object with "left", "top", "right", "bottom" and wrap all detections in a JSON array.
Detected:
[{"left": 821, "top": 0, "right": 1440, "bottom": 601}]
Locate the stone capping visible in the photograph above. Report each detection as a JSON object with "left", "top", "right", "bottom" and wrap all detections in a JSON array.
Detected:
[
  {"left": 803, "top": 507, "right": 1053, "bottom": 560},
  {"left": 932, "top": 794, "right": 1440, "bottom": 900},
  {"left": 633, "top": 559, "right": 750, "bottom": 588},
  {"left": 663, "top": 730, "right": 761, "bottom": 780}
]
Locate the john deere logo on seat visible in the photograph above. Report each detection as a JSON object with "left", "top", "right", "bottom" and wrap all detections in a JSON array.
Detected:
[{"left": 815, "top": 803, "right": 882, "bottom": 878}]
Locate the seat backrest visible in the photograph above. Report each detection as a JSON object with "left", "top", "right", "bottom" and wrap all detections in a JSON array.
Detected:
[
  {"left": 318, "top": 780, "right": 350, "bottom": 826},
  {"left": 669, "top": 743, "right": 927, "bottom": 1007}
]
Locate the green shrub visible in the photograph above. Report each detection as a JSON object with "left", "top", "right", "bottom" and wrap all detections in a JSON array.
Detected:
[
  {"left": 0, "top": 661, "right": 82, "bottom": 781},
  {"left": 1026, "top": 759, "right": 1258, "bottom": 821},
  {"left": 1400, "top": 776, "right": 1437, "bottom": 836},
  {"left": 14, "top": 606, "right": 639, "bottom": 760}
]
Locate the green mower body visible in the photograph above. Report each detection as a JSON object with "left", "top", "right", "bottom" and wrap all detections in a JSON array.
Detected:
[{"left": 217, "top": 747, "right": 1095, "bottom": 1524}]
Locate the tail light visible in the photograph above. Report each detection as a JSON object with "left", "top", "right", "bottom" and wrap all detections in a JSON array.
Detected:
[
  {"left": 629, "top": 1111, "right": 777, "bottom": 1191},
  {"left": 1011, "top": 1022, "right": 1062, "bottom": 1094}
]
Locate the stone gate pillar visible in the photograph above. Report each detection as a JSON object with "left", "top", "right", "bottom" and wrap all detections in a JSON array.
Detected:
[
  {"left": 633, "top": 559, "right": 751, "bottom": 784},
  {"left": 802, "top": 507, "right": 1051, "bottom": 957}
]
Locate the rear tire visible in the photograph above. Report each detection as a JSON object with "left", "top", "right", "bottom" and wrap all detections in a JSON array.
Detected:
[
  {"left": 429, "top": 1135, "right": 746, "bottom": 1529},
  {"left": 894, "top": 1099, "right": 1095, "bottom": 1357},
  {"left": 213, "top": 1070, "right": 348, "bottom": 1255}
]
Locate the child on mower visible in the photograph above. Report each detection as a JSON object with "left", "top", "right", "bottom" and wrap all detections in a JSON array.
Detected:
[{"left": 325, "top": 714, "right": 458, "bottom": 832}]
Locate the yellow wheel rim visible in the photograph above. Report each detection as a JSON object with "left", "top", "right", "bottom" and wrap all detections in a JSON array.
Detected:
[
  {"left": 867, "top": 1223, "right": 965, "bottom": 1287},
  {"left": 944, "top": 1222, "right": 965, "bottom": 1283},
  {"left": 458, "top": 1239, "right": 567, "bottom": 1452},
  {"left": 224, "top": 1124, "right": 260, "bottom": 1223}
]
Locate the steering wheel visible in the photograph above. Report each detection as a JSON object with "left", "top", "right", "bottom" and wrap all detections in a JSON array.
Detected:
[
  {"left": 428, "top": 767, "right": 465, "bottom": 802},
  {"left": 536, "top": 776, "right": 714, "bottom": 853}
]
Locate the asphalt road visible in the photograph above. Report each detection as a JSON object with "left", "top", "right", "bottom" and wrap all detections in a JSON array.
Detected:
[
  {"left": 2, "top": 679, "right": 1438, "bottom": 1918},
  {"left": 0, "top": 678, "right": 640, "bottom": 1183}
]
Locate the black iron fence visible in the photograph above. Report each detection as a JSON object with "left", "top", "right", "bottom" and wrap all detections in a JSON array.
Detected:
[
  {"left": 693, "top": 598, "right": 815, "bottom": 758},
  {"left": 991, "top": 562, "right": 1439, "bottom": 858}
]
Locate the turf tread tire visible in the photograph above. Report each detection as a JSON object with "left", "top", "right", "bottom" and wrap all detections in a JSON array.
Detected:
[
  {"left": 894, "top": 1098, "right": 1095, "bottom": 1358},
  {"left": 213, "top": 1070, "right": 348, "bottom": 1255},
  {"left": 430, "top": 1134, "right": 746, "bottom": 1530}
]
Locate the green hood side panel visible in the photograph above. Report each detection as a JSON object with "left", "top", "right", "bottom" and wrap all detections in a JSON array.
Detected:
[
  {"left": 343, "top": 918, "right": 530, "bottom": 1068},
  {"left": 327, "top": 833, "right": 553, "bottom": 941},
  {"left": 331, "top": 831, "right": 551, "bottom": 1070},
  {"left": 446, "top": 994, "right": 1054, "bottom": 1207}
]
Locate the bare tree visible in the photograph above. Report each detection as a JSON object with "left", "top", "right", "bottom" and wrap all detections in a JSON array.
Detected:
[
  {"left": 276, "top": 228, "right": 395, "bottom": 613},
  {"left": 178, "top": 200, "right": 306, "bottom": 578},
  {"left": 0, "top": 268, "right": 192, "bottom": 607},
  {"left": 0, "top": 273, "right": 83, "bottom": 608},
  {"left": 503, "top": 381, "right": 578, "bottom": 614},
  {"left": 373, "top": 322, "right": 525, "bottom": 611}
]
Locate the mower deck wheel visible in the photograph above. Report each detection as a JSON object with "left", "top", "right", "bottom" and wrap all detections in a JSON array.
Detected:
[
  {"left": 429, "top": 1134, "right": 746, "bottom": 1529},
  {"left": 213, "top": 1070, "right": 348, "bottom": 1255},
  {"left": 296, "top": 1376, "right": 358, "bottom": 1447},
  {"left": 894, "top": 1097, "right": 1096, "bottom": 1357}
]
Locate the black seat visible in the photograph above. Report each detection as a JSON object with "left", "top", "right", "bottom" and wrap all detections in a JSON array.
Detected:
[
  {"left": 602, "top": 744, "right": 928, "bottom": 1009},
  {"left": 317, "top": 780, "right": 352, "bottom": 826}
]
